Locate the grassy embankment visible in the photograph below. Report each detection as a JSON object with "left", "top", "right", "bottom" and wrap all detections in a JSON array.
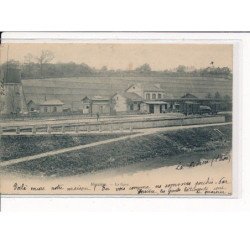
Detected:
[
  {"left": 0, "top": 124, "right": 232, "bottom": 177},
  {"left": 0, "top": 133, "right": 128, "bottom": 161}
]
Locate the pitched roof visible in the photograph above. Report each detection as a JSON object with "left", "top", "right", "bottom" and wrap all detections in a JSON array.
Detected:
[
  {"left": 142, "top": 84, "right": 165, "bottom": 92},
  {"left": 27, "top": 100, "right": 35, "bottom": 105},
  {"left": 91, "top": 95, "right": 110, "bottom": 101},
  {"left": 126, "top": 83, "right": 165, "bottom": 92},
  {"left": 81, "top": 96, "right": 91, "bottom": 102},
  {"left": 40, "top": 99, "right": 64, "bottom": 106},
  {"left": 82, "top": 95, "right": 111, "bottom": 101},
  {"left": 116, "top": 92, "right": 143, "bottom": 101}
]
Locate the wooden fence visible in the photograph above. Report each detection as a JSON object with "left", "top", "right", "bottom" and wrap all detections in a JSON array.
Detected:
[{"left": 0, "top": 115, "right": 226, "bottom": 135}]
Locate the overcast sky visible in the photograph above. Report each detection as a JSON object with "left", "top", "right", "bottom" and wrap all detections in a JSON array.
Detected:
[{"left": 0, "top": 43, "right": 233, "bottom": 70}]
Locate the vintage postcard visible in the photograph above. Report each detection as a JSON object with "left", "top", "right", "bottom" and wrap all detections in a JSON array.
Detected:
[{"left": 0, "top": 41, "right": 234, "bottom": 196}]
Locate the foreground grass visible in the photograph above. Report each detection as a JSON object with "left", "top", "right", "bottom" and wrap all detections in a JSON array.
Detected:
[
  {"left": 0, "top": 125, "right": 232, "bottom": 177},
  {"left": 0, "top": 133, "right": 129, "bottom": 161}
]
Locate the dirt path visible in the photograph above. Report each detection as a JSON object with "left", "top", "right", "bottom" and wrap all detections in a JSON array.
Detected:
[{"left": 0, "top": 122, "right": 231, "bottom": 168}]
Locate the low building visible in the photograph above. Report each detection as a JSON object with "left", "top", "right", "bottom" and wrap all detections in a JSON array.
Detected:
[
  {"left": 82, "top": 96, "right": 114, "bottom": 115},
  {"left": 141, "top": 100, "right": 169, "bottom": 114},
  {"left": 126, "top": 83, "right": 166, "bottom": 100},
  {"left": 117, "top": 83, "right": 169, "bottom": 114},
  {"left": 39, "top": 99, "right": 64, "bottom": 113},
  {"left": 179, "top": 93, "right": 200, "bottom": 115},
  {"left": 162, "top": 93, "right": 228, "bottom": 115},
  {"left": 112, "top": 92, "right": 143, "bottom": 114}
]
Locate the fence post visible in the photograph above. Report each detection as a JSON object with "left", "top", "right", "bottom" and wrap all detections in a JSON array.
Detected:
[
  {"left": 0, "top": 127, "right": 2, "bottom": 135},
  {"left": 130, "top": 125, "right": 133, "bottom": 133},
  {"left": 110, "top": 124, "right": 113, "bottom": 133},
  {"left": 99, "top": 124, "right": 102, "bottom": 132},
  {"left": 61, "top": 125, "right": 65, "bottom": 134},
  {"left": 32, "top": 126, "right": 36, "bottom": 134},
  {"left": 16, "top": 127, "right": 20, "bottom": 134},
  {"left": 47, "top": 125, "right": 51, "bottom": 134},
  {"left": 87, "top": 125, "right": 90, "bottom": 132},
  {"left": 75, "top": 126, "right": 79, "bottom": 133}
]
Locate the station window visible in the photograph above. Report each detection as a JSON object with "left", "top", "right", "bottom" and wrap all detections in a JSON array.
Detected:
[
  {"left": 152, "top": 94, "right": 156, "bottom": 99},
  {"left": 158, "top": 93, "right": 162, "bottom": 99},
  {"left": 146, "top": 93, "right": 150, "bottom": 100}
]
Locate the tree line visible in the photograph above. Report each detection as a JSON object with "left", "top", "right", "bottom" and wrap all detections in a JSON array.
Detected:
[
  {"left": 0, "top": 50, "right": 233, "bottom": 81},
  {"left": 206, "top": 92, "right": 231, "bottom": 101}
]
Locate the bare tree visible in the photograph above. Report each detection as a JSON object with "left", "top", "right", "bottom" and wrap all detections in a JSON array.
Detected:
[
  {"left": 8, "top": 87, "right": 18, "bottom": 116},
  {"left": 24, "top": 53, "right": 34, "bottom": 76},
  {"left": 24, "top": 53, "right": 33, "bottom": 64},
  {"left": 35, "top": 50, "right": 54, "bottom": 78},
  {"left": 0, "top": 82, "right": 5, "bottom": 113}
]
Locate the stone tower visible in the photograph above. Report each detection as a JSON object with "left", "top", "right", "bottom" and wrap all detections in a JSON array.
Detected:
[{"left": 0, "top": 64, "right": 28, "bottom": 115}]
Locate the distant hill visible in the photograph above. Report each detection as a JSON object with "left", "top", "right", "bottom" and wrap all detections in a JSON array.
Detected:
[{"left": 22, "top": 76, "right": 232, "bottom": 111}]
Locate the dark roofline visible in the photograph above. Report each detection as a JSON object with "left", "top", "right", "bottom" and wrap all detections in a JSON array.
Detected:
[
  {"left": 82, "top": 96, "right": 111, "bottom": 101},
  {"left": 81, "top": 96, "right": 91, "bottom": 101},
  {"left": 181, "top": 93, "right": 198, "bottom": 99},
  {"left": 27, "top": 100, "right": 36, "bottom": 105},
  {"left": 39, "top": 99, "right": 64, "bottom": 106},
  {"left": 125, "top": 83, "right": 165, "bottom": 93},
  {"left": 124, "top": 84, "right": 134, "bottom": 92},
  {"left": 110, "top": 92, "right": 118, "bottom": 98},
  {"left": 113, "top": 92, "right": 142, "bottom": 100}
]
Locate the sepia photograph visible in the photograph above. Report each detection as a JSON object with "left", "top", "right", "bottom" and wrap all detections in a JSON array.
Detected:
[
  {"left": 0, "top": 42, "right": 233, "bottom": 195},
  {"left": 1, "top": 0, "right": 250, "bottom": 248}
]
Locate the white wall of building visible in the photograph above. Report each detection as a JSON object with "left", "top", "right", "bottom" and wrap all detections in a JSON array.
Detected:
[
  {"left": 126, "top": 84, "right": 143, "bottom": 97},
  {"left": 112, "top": 94, "right": 128, "bottom": 112},
  {"left": 144, "top": 92, "right": 165, "bottom": 100}
]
